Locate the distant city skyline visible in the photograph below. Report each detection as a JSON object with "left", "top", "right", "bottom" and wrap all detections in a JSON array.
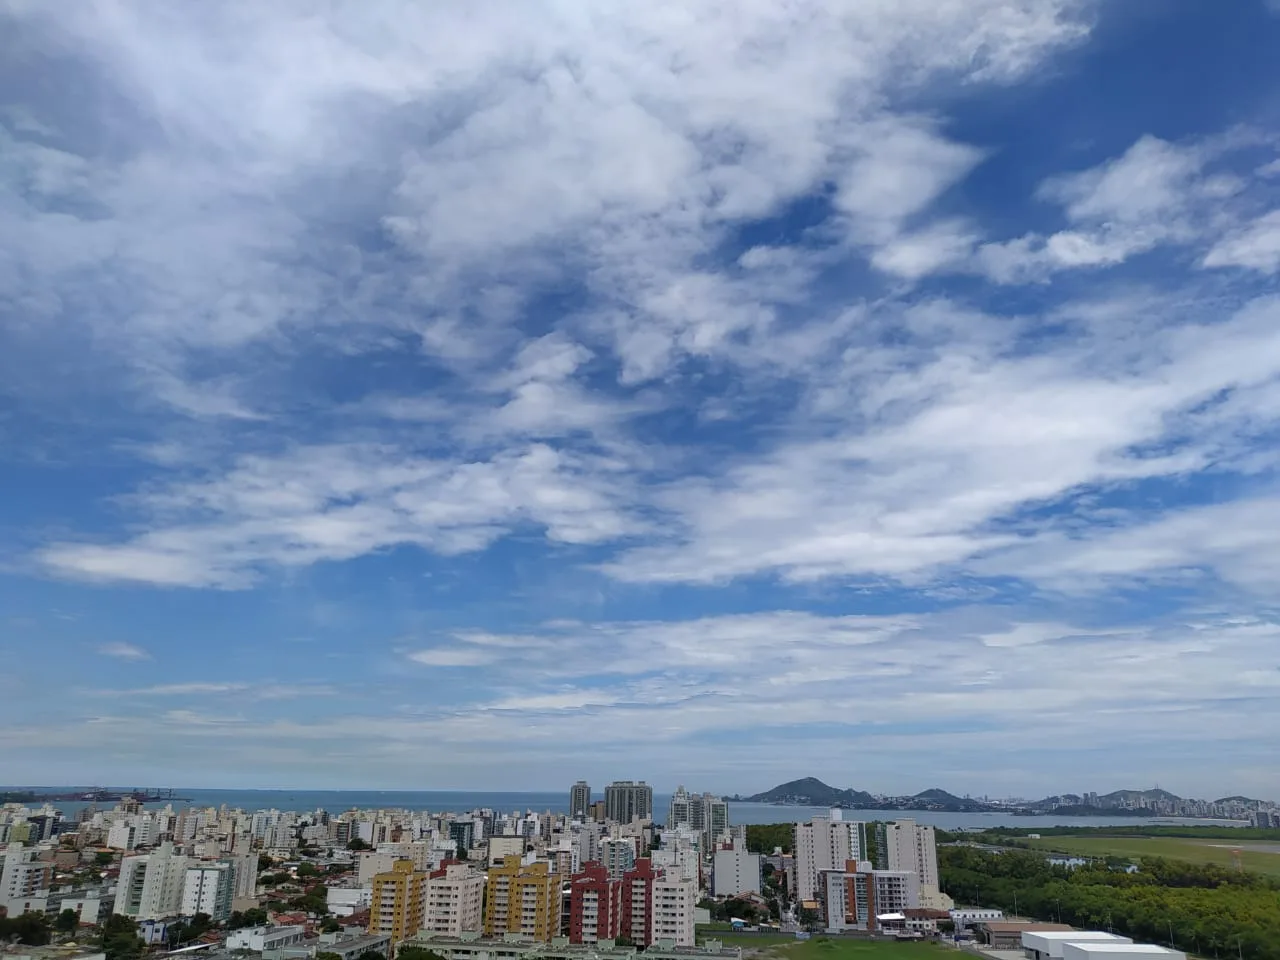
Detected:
[{"left": 3, "top": 780, "right": 1275, "bottom": 808}]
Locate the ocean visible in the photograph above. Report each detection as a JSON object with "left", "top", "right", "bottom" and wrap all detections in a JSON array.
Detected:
[{"left": 23, "top": 787, "right": 1164, "bottom": 828}]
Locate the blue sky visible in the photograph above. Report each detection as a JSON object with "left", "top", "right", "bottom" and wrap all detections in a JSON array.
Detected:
[{"left": 3, "top": 0, "right": 1280, "bottom": 798}]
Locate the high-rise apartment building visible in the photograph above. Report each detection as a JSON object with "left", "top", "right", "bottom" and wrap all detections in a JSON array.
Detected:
[
  {"left": 569, "top": 782, "right": 592, "bottom": 819},
  {"left": 181, "top": 863, "right": 236, "bottom": 923},
  {"left": 368, "top": 859, "right": 427, "bottom": 943},
  {"left": 875, "top": 820, "right": 938, "bottom": 888},
  {"left": 793, "top": 812, "right": 866, "bottom": 903},
  {"left": 666, "top": 787, "right": 729, "bottom": 851},
  {"left": 712, "top": 843, "right": 761, "bottom": 897},
  {"left": 568, "top": 862, "right": 622, "bottom": 944},
  {"left": 818, "top": 861, "right": 919, "bottom": 933},
  {"left": 231, "top": 853, "right": 259, "bottom": 898},
  {"left": 114, "top": 843, "right": 189, "bottom": 920},
  {"left": 620, "top": 858, "right": 657, "bottom": 946},
  {"left": 422, "top": 862, "right": 484, "bottom": 936},
  {"left": 604, "top": 781, "right": 653, "bottom": 824},
  {"left": 599, "top": 837, "right": 637, "bottom": 880},
  {"left": 484, "top": 856, "right": 559, "bottom": 941},
  {"left": 0, "top": 844, "right": 52, "bottom": 915},
  {"left": 649, "top": 875, "right": 697, "bottom": 946}
]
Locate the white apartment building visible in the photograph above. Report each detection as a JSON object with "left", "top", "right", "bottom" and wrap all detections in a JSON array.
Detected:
[
  {"left": 712, "top": 845, "right": 761, "bottom": 898},
  {"left": 181, "top": 863, "right": 236, "bottom": 923},
  {"left": 231, "top": 853, "right": 260, "bottom": 898},
  {"left": 600, "top": 838, "right": 637, "bottom": 880},
  {"left": 649, "top": 876, "right": 696, "bottom": 947},
  {"left": 422, "top": 864, "right": 485, "bottom": 936},
  {"left": 654, "top": 827, "right": 700, "bottom": 884},
  {"left": 869, "top": 869, "right": 919, "bottom": 914},
  {"left": 879, "top": 820, "right": 937, "bottom": 888},
  {"left": 0, "top": 844, "right": 52, "bottom": 915},
  {"left": 106, "top": 815, "right": 160, "bottom": 851},
  {"left": 489, "top": 837, "right": 525, "bottom": 867},
  {"left": 819, "top": 863, "right": 918, "bottom": 933},
  {"left": 877, "top": 820, "right": 947, "bottom": 908},
  {"left": 377, "top": 841, "right": 433, "bottom": 870},
  {"left": 114, "top": 844, "right": 190, "bottom": 920},
  {"left": 794, "top": 812, "right": 865, "bottom": 903},
  {"left": 667, "top": 788, "right": 730, "bottom": 851},
  {"left": 328, "top": 886, "right": 374, "bottom": 917},
  {"left": 226, "top": 925, "right": 307, "bottom": 952},
  {"left": 359, "top": 851, "right": 402, "bottom": 886}
]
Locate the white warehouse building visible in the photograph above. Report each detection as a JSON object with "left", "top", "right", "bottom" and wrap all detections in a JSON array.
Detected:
[
  {"left": 1062, "top": 944, "right": 1185, "bottom": 960},
  {"left": 1024, "top": 932, "right": 1132, "bottom": 960}
]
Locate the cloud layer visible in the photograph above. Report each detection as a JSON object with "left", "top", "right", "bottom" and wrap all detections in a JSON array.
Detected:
[{"left": 4, "top": 0, "right": 1280, "bottom": 794}]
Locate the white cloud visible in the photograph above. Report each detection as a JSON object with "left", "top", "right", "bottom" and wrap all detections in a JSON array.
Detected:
[
  {"left": 408, "top": 648, "right": 498, "bottom": 668},
  {"left": 605, "top": 294, "right": 1280, "bottom": 586},
  {"left": 835, "top": 119, "right": 983, "bottom": 245},
  {"left": 974, "top": 135, "right": 1221, "bottom": 281},
  {"left": 40, "top": 443, "right": 642, "bottom": 587},
  {"left": 97, "top": 642, "right": 151, "bottom": 661},
  {"left": 0, "top": 0, "right": 1093, "bottom": 411},
  {"left": 870, "top": 220, "right": 979, "bottom": 279},
  {"left": 8, "top": 608, "right": 1279, "bottom": 794},
  {"left": 977, "top": 496, "right": 1280, "bottom": 591},
  {"left": 1202, "top": 209, "right": 1280, "bottom": 274}
]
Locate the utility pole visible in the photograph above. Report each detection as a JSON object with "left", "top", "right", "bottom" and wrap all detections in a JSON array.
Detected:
[{"left": 1168, "top": 921, "right": 1175, "bottom": 949}]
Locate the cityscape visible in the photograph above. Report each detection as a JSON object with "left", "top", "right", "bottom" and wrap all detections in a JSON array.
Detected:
[
  {"left": 5, "top": 4, "right": 1280, "bottom": 960},
  {"left": 3, "top": 778, "right": 1279, "bottom": 960}
]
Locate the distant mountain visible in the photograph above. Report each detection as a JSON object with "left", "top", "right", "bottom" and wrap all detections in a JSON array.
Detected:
[
  {"left": 1098, "top": 788, "right": 1183, "bottom": 804},
  {"left": 912, "top": 788, "right": 987, "bottom": 810},
  {"left": 736, "top": 780, "right": 1270, "bottom": 816},
  {"left": 744, "top": 777, "right": 875, "bottom": 806}
]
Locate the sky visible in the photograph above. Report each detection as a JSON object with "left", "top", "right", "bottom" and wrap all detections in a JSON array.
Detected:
[{"left": 2, "top": 0, "right": 1280, "bottom": 800}]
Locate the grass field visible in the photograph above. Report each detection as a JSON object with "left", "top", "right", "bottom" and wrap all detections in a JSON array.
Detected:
[
  {"left": 702, "top": 933, "right": 800, "bottom": 946},
  {"left": 782, "top": 939, "right": 950, "bottom": 960},
  {"left": 1021, "top": 835, "right": 1280, "bottom": 877},
  {"left": 698, "top": 932, "right": 951, "bottom": 960}
]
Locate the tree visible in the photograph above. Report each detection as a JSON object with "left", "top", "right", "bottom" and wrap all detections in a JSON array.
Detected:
[
  {"left": 356, "top": 951, "right": 386, "bottom": 960},
  {"left": 455, "top": 842, "right": 468, "bottom": 861},
  {"left": 797, "top": 906, "right": 820, "bottom": 932},
  {"left": 95, "top": 851, "right": 116, "bottom": 866},
  {"left": 258, "top": 854, "right": 276, "bottom": 870},
  {"left": 0, "top": 913, "right": 52, "bottom": 946},
  {"left": 297, "top": 862, "right": 321, "bottom": 878},
  {"left": 321, "top": 918, "right": 343, "bottom": 934},
  {"left": 317, "top": 953, "right": 343, "bottom": 960},
  {"left": 168, "top": 921, "right": 191, "bottom": 948},
  {"left": 97, "top": 915, "right": 144, "bottom": 960},
  {"left": 745, "top": 824, "right": 793, "bottom": 855},
  {"left": 188, "top": 913, "right": 214, "bottom": 938},
  {"left": 346, "top": 838, "right": 370, "bottom": 851},
  {"left": 56, "top": 909, "right": 81, "bottom": 934},
  {"left": 229, "top": 908, "right": 269, "bottom": 929}
]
